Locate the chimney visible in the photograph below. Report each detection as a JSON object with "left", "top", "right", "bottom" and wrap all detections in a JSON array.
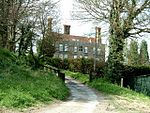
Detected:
[
  {"left": 64, "top": 25, "right": 71, "bottom": 35},
  {"left": 48, "top": 17, "right": 52, "bottom": 32},
  {"left": 95, "top": 27, "right": 101, "bottom": 43}
]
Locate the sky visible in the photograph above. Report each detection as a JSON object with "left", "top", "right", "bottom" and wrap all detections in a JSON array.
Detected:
[
  {"left": 60, "top": 0, "right": 96, "bottom": 36},
  {"left": 59, "top": 0, "right": 150, "bottom": 57}
]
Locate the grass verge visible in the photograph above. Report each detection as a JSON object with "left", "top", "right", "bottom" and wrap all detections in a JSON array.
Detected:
[
  {"left": 65, "top": 70, "right": 150, "bottom": 113},
  {"left": 0, "top": 48, "right": 69, "bottom": 110}
]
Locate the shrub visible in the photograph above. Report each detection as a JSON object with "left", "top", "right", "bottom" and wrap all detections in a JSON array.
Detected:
[
  {"left": 0, "top": 48, "right": 16, "bottom": 68},
  {"left": 47, "top": 58, "right": 105, "bottom": 77},
  {"left": 47, "top": 58, "right": 63, "bottom": 68},
  {"left": 122, "top": 65, "right": 150, "bottom": 77}
]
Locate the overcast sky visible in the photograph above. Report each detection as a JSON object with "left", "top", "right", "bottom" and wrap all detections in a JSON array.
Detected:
[{"left": 60, "top": 0, "right": 96, "bottom": 36}]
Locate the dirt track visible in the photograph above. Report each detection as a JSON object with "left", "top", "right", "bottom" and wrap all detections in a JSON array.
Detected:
[{"left": 35, "top": 77, "right": 99, "bottom": 113}]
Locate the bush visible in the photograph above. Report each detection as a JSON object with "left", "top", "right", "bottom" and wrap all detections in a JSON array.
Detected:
[
  {"left": 47, "top": 58, "right": 63, "bottom": 68},
  {"left": 0, "top": 48, "right": 16, "bottom": 68},
  {"left": 122, "top": 65, "right": 150, "bottom": 77},
  {"left": 47, "top": 58, "right": 105, "bottom": 77}
]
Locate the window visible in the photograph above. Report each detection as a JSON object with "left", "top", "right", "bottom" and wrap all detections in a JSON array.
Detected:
[
  {"left": 80, "top": 55, "right": 83, "bottom": 58},
  {"left": 64, "top": 44, "right": 68, "bottom": 51},
  {"left": 84, "top": 47, "right": 88, "bottom": 53},
  {"left": 74, "top": 46, "right": 78, "bottom": 52},
  {"left": 72, "top": 39, "right": 76, "bottom": 41},
  {"left": 93, "top": 47, "right": 95, "bottom": 54},
  {"left": 79, "top": 46, "right": 83, "bottom": 51},
  {"left": 64, "top": 54, "right": 68, "bottom": 59},
  {"left": 74, "top": 55, "right": 77, "bottom": 59},
  {"left": 59, "top": 44, "right": 63, "bottom": 51}
]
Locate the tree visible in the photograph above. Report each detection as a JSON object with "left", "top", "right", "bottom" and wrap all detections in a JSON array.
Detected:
[
  {"left": 32, "top": 0, "right": 61, "bottom": 60},
  {"left": 18, "top": 23, "right": 35, "bottom": 56},
  {"left": 139, "top": 40, "right": 149, "bottom": 66},
  {"left": 128, "top": 40, "right": 139, "bottom": 66},
  {"left": 0, "top": 0, "right": 33, "bottom": 50},
  {"left": 0, "top": 0, "right": 60, "bottom": 53},
  {"left": 74, "top": 0, "right": 150, "bottom": 82}
]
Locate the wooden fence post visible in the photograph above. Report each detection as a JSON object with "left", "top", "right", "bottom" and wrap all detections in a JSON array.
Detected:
[{"left": 121, "top": 78, "right": 123, "bottom": 87}]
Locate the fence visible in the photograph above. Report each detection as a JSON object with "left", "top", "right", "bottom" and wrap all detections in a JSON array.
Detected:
[
  {"left": 124, "top": 75, "right": 150, "bottom": 96},
  {"left": 44, "top": 65, "right": 65, "bottom": 82}
]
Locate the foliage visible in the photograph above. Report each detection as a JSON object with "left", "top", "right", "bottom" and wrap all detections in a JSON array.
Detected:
[
  {"left": 18, "top": 24, "right": 35, "bottom": 56},
  {"left": 0, "top": 48, "right": 16, "bottom": 67},
  {"left": 47, "top": 58, "right": 105, "bottom": 76},
  {"left": 106, "top": 36, "right": 124, "bottom": 83},
  {"left": 37, "top": 33, "right": 56, "bottom": 59},
  {"left": 122, "top": 65, "right": 150, "bottom": 77},
  {"left": 89, "top": 78, "right": 150, "bottom": 100},
  {"left": 128, "top": 40, "right": 139, "bottom": 66},
  {"left": 65, "top": 70, "right": 150, "bottom": 101},
  {"left": 74, "top": 0, "right": 150, "bottom": 83},
  {"left": 47, "top": 57, "right": 63, "bottom": 68},
  {"left": 65, "top": 71, "right": 89, "bottom": 84},
  {"left": 0, "top": 48, "right": 69, "bottom": 109},
  {"left": 124, "top": 75, "right": 150, "bottom": 96},
  {"left": 139, "top": 40, "right": 149, "bottom": 66},
  {"left": 0, "top": 0, "right": 60, "bottom": 55}
]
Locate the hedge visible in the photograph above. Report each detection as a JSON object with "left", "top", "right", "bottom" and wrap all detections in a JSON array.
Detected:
[{"left": 46, "top": 58, "right": 105, "bottom": 77}]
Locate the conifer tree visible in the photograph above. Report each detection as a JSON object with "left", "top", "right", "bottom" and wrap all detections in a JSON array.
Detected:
[
  {"left": 128, "top": 40, "right": 139, "bottom": 66},
  {"left": 139, "top": 40, "right": 149, "bottom": 66}
]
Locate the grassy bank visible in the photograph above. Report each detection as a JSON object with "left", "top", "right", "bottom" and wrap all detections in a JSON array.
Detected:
[
  {"left": 0, "top": 48, "right": 69, "bottom": 110},
  {"left": 65, "top": 71, "right": 89, "bottom": 84},
  {"left": 65, "top": 70, "right": 150, "bottom": 113}
]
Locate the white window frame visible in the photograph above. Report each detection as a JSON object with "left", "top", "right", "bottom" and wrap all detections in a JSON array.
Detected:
[
  {"left": 74, "top": 55, "right": 78, "bottom": 59},
  {"left": 93, "top": 47, "right": 95, "bottom": 54},
  {"left": 84, "top": 47, "right": 88, "bottom": 53},
  {"left": 64, "top": 44, "right": 68, "bottom": 51},
  {"left": 74, "top": 46, "right": 78, "bottom": 52},
  {"left": 59, "top": 44, "right": 63, "bottom": 51}
]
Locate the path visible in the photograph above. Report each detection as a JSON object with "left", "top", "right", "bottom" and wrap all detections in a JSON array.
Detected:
[
  {"left": 2, "top": 77, "right": 150, "bottom": 113},
  {"left": 36, "top": 77, "right": 99, "bottom": 113}
]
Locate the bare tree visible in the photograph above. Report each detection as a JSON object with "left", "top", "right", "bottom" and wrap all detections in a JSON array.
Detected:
[
  {"left": 30, "top": 0, "right": 61, "bottom": 59},
  {"left": 74, "top": 0, "right": 150, "bottom": 82},
  {"left": 0, "top": 0, "right": 34, "bottom": 50}
]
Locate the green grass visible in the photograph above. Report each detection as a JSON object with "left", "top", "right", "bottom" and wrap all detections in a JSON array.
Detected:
[
  {"left": 65, "top": 70, "right": 150, "bottom": 101},
  {"left": 65, "top": 70, "right": 89, "bottom": 83},
  {"left": 89, "top": 79, "right": 150, "bottom": 100},
  {"left": 0, "top": 48, "right": 69, "bottom": 110}
]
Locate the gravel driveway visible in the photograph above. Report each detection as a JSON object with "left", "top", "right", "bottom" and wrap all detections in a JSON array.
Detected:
[{"left": 36, "top": 77, "right": 99, "bottom": 113}]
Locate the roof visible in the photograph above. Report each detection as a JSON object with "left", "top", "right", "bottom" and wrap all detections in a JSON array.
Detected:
[{"left": 62, "top": 34, "right": 96, "bottom": 43}]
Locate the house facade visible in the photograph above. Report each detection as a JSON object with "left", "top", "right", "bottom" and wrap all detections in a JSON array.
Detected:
[
  {"left": 48, "top": 18, "right": 105, "bottom": 62},
  {"left": 53, "top": 25, "right": 105, "bottom": 62}
]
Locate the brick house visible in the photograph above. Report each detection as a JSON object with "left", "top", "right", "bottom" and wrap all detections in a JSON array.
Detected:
[{"left": 48, "top": 18, "right": 105, "bottom": 62}]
